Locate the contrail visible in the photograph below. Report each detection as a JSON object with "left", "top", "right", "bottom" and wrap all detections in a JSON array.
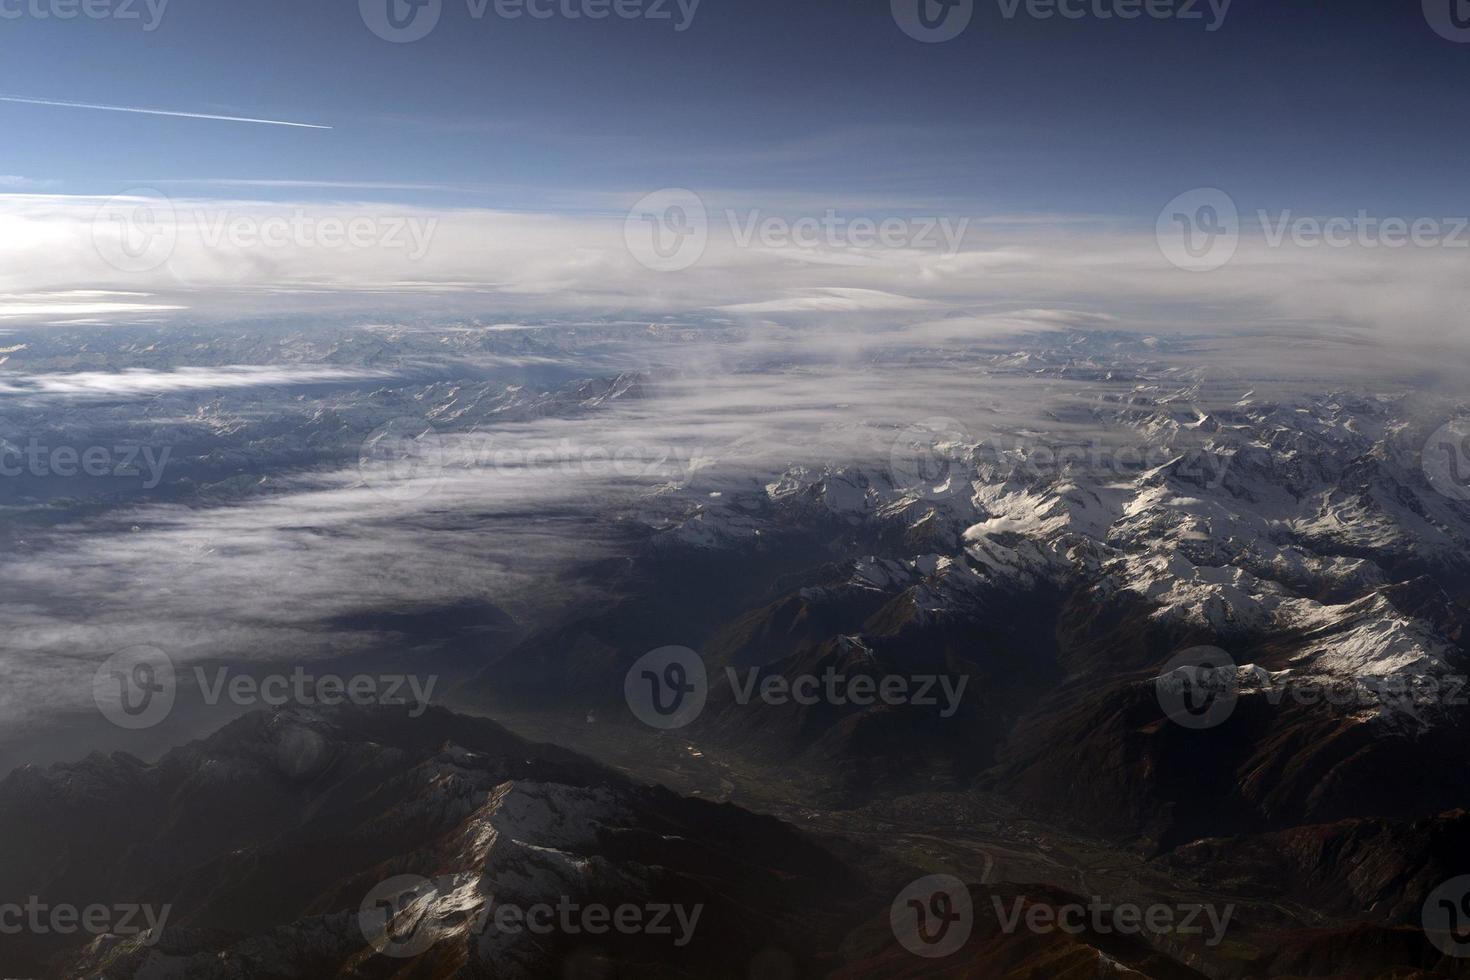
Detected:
[{"left": 0, "top": 95, "right": 332, "bottom": 130}]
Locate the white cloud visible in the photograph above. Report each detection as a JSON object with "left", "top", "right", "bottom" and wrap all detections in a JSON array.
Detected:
[
  {"left": 0, "top": 365, "right": 385, "bottom": 399},
  {"left": 0, "top": 190, "right": 1463, "bottom": 359}
]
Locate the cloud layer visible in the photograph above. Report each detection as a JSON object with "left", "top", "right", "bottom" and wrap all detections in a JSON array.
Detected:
[{"left": 1, "top": 192, "right": 1466, "bottom": 365}]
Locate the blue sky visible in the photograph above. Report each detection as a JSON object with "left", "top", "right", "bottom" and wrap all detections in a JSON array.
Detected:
[{"left": 2, "top": 0, "right": 1468, "bottom": 218}]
